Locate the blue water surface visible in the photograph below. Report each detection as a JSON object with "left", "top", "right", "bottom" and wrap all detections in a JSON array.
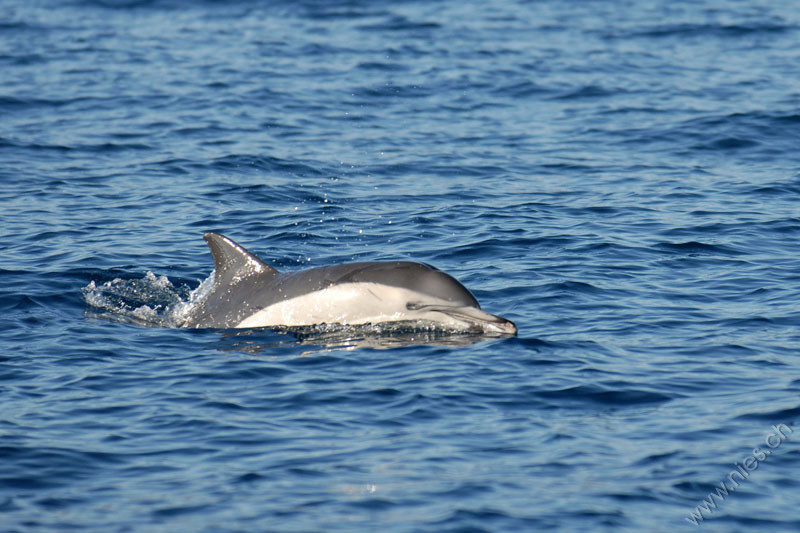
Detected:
[{"left": 3, "top": 0, "right": 800, "bottom": 531}]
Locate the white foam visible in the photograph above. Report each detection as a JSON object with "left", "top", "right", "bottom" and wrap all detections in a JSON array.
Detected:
[{"left": 169, "top": 270, "right": 216, "bottom": 326}]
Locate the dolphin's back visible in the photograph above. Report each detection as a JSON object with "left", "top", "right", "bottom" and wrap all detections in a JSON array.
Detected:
[
  {"left": 315, "top": 262, "right": 480, "bottom": 307},
  {"left": 182, "top": 233, "right": 480, "bottom": 329}
]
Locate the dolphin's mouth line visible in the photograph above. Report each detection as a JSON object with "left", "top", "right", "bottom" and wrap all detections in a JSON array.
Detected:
[{"left": 407, "top": 303, "right": 517, "bottom": 335}]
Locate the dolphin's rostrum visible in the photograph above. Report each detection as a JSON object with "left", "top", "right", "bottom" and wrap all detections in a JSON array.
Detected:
[{"left": 182, "top": 233, "right": 517, "bottom": 335}]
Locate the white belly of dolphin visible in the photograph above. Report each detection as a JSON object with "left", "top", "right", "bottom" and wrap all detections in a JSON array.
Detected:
[{"left": 234, "top": 282, "right": 451, "bottom": 329}]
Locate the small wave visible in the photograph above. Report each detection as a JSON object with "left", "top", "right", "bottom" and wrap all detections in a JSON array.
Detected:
[
  {"left": 546, "top": 280, "right": 602, "bottom": 293},
  {"left": 492, "top": 80, "right": 550, "bottom": 98},
  {"left": 656, "top": 241, "right": 744, "bottom": 256},
  {"left": 357, "top": 16, "right": 441, "bottom": 33},
  {"left": 356, "top": 61, "right": 410, "bottom": 72},
  {"left": 352, "top": 84, "right": 432, "bottom": 99},
  {"left": 605, "top": 22, "right": 793, "bottom": 40},
  {"left": 0, "top": 95, "right": 65, "bottom": 110},
  {"left": 534, "top": 384, "right": 673, "bottom": 406},
  {"left": 554, "top": 84, "right": 620, "bottom": 100},
  {"left": 70, "top": 0, "right": 161, "bottom": 7},
  {"left": 748, "top": 182, "right": 800, "bottom": 197},
  {"left": 691, "top": 136, "right": 759, "bottom": 151},
  {"left": 201, "top": 154, "right": 325, "bottom": 176},
  {"left": 733, "top": 405, "right": 800, "bottom": 424}
]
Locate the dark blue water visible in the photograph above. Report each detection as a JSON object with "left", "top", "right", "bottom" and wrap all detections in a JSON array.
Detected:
[{"left": 3, "top": 0, "right": 800, "bottom": 531}]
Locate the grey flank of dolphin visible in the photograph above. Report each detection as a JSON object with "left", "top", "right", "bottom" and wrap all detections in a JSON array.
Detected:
[{"left": 182, "top": 233, "right": 517, "bottom": 336}]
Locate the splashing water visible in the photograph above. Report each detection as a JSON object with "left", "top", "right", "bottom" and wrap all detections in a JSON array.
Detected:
[{"left": 82, "top": 271, "right": 215, "bottom": 328}]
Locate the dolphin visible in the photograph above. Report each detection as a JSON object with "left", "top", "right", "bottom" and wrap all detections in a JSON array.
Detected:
[{"left": 181, "top": 233, "right": 517, "bottom": 335}]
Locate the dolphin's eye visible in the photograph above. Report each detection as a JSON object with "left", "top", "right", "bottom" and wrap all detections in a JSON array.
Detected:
[{"left": 406, "top": 302, "right": 436, "bottom": 311}]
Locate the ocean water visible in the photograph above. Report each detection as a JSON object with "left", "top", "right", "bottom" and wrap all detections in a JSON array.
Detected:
[{"left": 3, "top": 0, "right": 800, "bottom": 531}]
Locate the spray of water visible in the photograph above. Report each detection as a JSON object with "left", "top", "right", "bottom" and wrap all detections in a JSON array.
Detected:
[{"left": 82, "top": 271, "right": 215, "bottom": 328}]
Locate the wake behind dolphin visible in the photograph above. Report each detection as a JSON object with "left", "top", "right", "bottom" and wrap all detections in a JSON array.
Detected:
[{"left": 182, "top": 233, "right": 517, "bottom": 335}]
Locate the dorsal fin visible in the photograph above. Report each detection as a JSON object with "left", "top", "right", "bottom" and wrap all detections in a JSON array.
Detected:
[{"left": 203, "top": 233, "right": 278, "bottom": 281}]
